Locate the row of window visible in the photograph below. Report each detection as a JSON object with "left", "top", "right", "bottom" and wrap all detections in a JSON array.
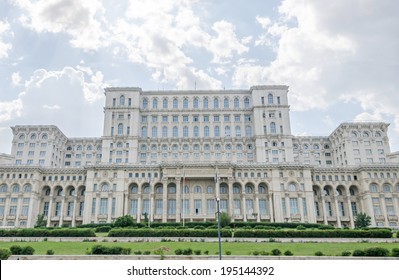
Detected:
[
  {"left": 141, "top": 114, "right": 252, "bottom": 123},
  {"left": 141, "top": 96, "right": 251, "bottom": 110},
  {"left": 139, "top": 143, "right": 253, "bottom": 152},
  {"left": 18, "top": 133, "right": 48, "bottom": 141},
  {"left": 16, "top": 142, "right": 47, "bottom": 148},
  {"left": 351, "top": 131, "right": 382, "bottom": 138},
  {"left": 0, "top": 184, "right": 32, "bottom": 193}
]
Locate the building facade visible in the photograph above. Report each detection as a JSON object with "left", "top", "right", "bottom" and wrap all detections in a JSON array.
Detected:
[{"left": 1, "top": 85, "right": 399, "bottom": 228}]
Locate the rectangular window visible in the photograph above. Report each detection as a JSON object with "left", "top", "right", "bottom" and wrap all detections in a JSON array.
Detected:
[
  {"left": 67, "top": 202, "right": 74, "bottom": 217},
  {"left": 155, "top": 199, "right": 163, "bottom": 215},
  {"left": 130, "top": 199, "right": 138, "bottom": 215},
  {"left": 91, "top": 198, "right": 96, "bottom": 215},
  {"left": 259, "top": 199, "right": 267, "bottom": 215},
  {"left": 9, "top": 206, "right": 17, "bottom": 215},
  {"left": 214, "top": 115, "right": 220, "bottom": 122},
  {"left": 55, "top": 202, "right": 61, "bottom": 217},
  {"left": 315, "top": 201, "right": 320, "bottom": 216},
  {"left": 245, "top": 199, "right": 254, "bottom": 215},
  {"left": 290, "top": 198, "right": 299, "bottom": 215},
  {"left": 220, "top": 199, "right": 228, "bottom": 213},
  {"left": 302, "top": 199, "right": 307, "bottom": 216},
  {"left": 79, "top": 202, "right": 84, "bottom": 216},
  {"left": 203, "top": 115, "right": 209, "bottom": 122},
  {"left": 339, "top": 201, "right": 345, "bottom": 217},
  {"left": 207, "top": 199, "right": 215, "bottom": 215},
  {"left": 112, "top": 198, "right": 116, "bottom": 216},
  {"left": 100, "top": 198, "right": 108, "bottom": 215},
  {"left": 233, "top": 199, "right": 241, "bottom": 215},
  {"left": 168, "top": 199, "right": 176, "bottom": 215},
  {"left": 194, "top": 199, "right": 202, "bottom": 215},
  {"left": 22, "top": 205, "right": 29, "bottom": 216},
  {"left": 43, "top": 202, "right": 49, "bottom": 216}
]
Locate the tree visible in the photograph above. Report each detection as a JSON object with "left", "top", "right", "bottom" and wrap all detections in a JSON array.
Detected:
[
  {"left": 219, "top": 212, "right": 231, "bottom": 227},
  {"left": 34, "top": 214, "right": 47, "bottom": 228},
  {"left": 113, "top": 215, "right": 135, "bottom": 228},
  {"left": 354, "top": 212, "right": 371, "bottom": 228}
]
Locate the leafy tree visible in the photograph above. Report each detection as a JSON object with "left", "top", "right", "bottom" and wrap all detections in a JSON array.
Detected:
[
  {"left": 354, "top": 212, "right": 371, "bottom": 228},
  {"left": 34, "top": 214, "right": 47, "bottom": 228},
  {"left": 113, "top": 215, "right": 135, "bottom": 228},
  {"left": 219, "top": 212, "right": 231, "bottom": 227}
]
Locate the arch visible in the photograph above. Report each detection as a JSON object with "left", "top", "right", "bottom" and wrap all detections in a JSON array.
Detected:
[
  {"left": 41, "top": 133, "right": 48, "bottom": 140},
  {"left": 193, "top": 97, "right": 199, "bottom": 108},
  {"left": 233, "top": 183, "right": 241, "bottom": 194},
  {"left": 42, "top": 186, "right": 51, "bottom": 196},
  {"left": 142, "top": 98, "right": 148, "bottom": 109},
  {"left": 155, "top": 184, "right": 163, "bottom": 194},
  {"left": 220, "top": 183, "right": 228, "bottom": 194},
  {"left": 101, "top": 183, "right": 109, "bottom": 192},
  {"left": 167, "top": 183, "right": 176, "bottom": 194},
  {"left": 370, "top": 183, "right": 378, "bottom": 193},
  {"left": 213, "top": 97, "right": 219, "bottom": 109},
  {"left": 203, "top": 97, "right": 209, "bottom": 109},
  {"left": 30, "top": 133, "right": 37, "bottom": 140},
  {"left": 0, "top": 184, "right": 8, "bottom": 193},
  {"left": 11, "top": 184, "right": 20, "bottom": 193},
  {"left": 152, "top": 98, "right": 158, "bottom": 109},
  {"left": 268, "top": 93, "right": 273, "bottom": 104},
  {"left": 55, "top": 186, "right": 63, "bottom": 196},
  {"left": 234, "top": 97, "right": 239, "bottom": 108},
  {"left": 23, "top": 184, "right": 32, "bottom": 193},
  {"left": 182, "top": 185, "right": 189, "bottom": 193},
  {"left": 118, "top": 123, "right": 123, "bottom": 135},
  {"left": 375, "top": 131, "right": 382, "bottom": 137},
  {"left": 18, "top": 133, "right": 25, "bottom": 140},
  {"left": 383, "top": 184, "right": 391, "bottom": 193},
  {"left": 194, "top": 185, "right": 202, "bottom": 193},
  {"left": 313, "top": 185, "right": 322, "bottom": 197},
  {"left": 224, "top": 97, "right": 229, "bottom": 108},
  {"left": 245, "top": 183, "right": 254, "bottom": 194},
  {"left": 336, "top": 185, "right": 346, "bottom": 196},
  {"left": 173, "top": 97, "right": 178, "bottom": 108},
  {"left": 130, "top": 183, "right": 139, "bottom": 194},
  {"left": 351, "top": 131, "right": 358, "bottom": 138},
  {"left": 349, "top": 185, "right": 359, "bottom": 196},
  {"left": 163, "top": 98, "right": 168, "bottom": 109},
  {"left": 78, "top": 185, "right": 86, "bottom": 196},
  {"left": 120, "top": 95, "right": 125, "bottom": 106},
  {"left": 258, "top": 183, "right": 268, "bottom": 194},
  {"left": 142, "top": 183, "right": 150, "bottom": 194},
  {"left": 67, "top": 186, "right": 76, "bottom": 196},
  {"left": 244, "top": 97, "right": 250, "bottom": 108},
  {"left": 288, "top": 183, "right": 296, "bottom": 192},
  {"left": 183, "top": 97, "right": 189, "bottom": 109},
  {"left": 323, "top": 185, "right": 333, "bottom": 196},
  {"left": 207, "top": 185, "right": 214, "bottom": 194}
]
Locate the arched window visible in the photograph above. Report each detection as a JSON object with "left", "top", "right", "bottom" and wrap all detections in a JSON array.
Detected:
[
  {"left": 193, "top": 98, "right": 199, "bottom": 109},
  {"left": 12, "top": 184, "right": 19, "bottom": 193},
  {"left": 183, "top": 98, "right": 188, "bottom": 109},
  {"left": 207, "top": 185, "right": 214, "bottom": 194},
  {"left": 214, "top": 98, "right": 219, "bottom": 109},
  {"left": 142, "top": 98, "right": 148, "bottom": 109},
  {"left": 41, "top": 134, "right": 48, "bottom": 140},
  {"left": 235, "top": 126, "right": 241, "bottom": 137},
  {"left": 87, "top": 145, "right": 92, "bottom": 151},
  {"left": 193, "top": 126, "right": 199, "bottom": 138},
  {"left": 270, "top": 122, "right": 276, "bottom": 134},
  {"left": 323, "top": 187, "right": 330, "bottom": 196},
  {"left": 118, "top": 123, "right": 123, "bottom": 135},
  {"left": 19, "top": 134, "right": 25, "bottom": 140},
  {"left": 259, "top": 185, "right": 266, "bottom": 193},
  {"left": 77, "top": 145, "right": 82, "bottom": 151},
  {"left": 151, "top": 126, "right": 157, "bottom": 138},
  {"left": 224, "top": 98, "right": 229, "bottom": 108},
  {"left": 182, "top": 185, "right": 189, "bottom": 193},
  {"left": 162, "top": 144, "right": 168, "bottom": 151},
  {"left": 194, "top": 144, "right": 200, "bottom": 150},
  {"left": 24, "top": 184, "right": 32, "bottom": 193},
  {"left": 396, "top": 184, "right": 399, "bottom": 193},
  {"left": 69, "top": 188, "right": 76, "bottom": 196},
  {"left": 245, "top": 125, "right": 252, "bottom": 137},
  {"left": 30, "top": 133, "right": 36, "bottom": 140},
  {"left": 244, "top": 97, "right": 250, "bottom": 108},
  {"left": 220, "top": 185, "right": 228, "bottom": 194},
  {"left": 375, "top": 131, "right": 382, "bottom": 137},
  {"left": 225, "top": 126, "right": 230, "bottom": 137},
  {"left": 214, "top": 126, "right": 220, "bottom": 137},
  {"left": 203, "top": 97, "right": 209, "bottom": 109},
  {"left": 101, "top": 184, "right": 109, "bottom": 192},
  {"left": 156, "top": 186, "right": 163, "bottom": 194},
  {"left": 234, "top": 97, "right": 239, "bottom": 108},
  {"left": 45, "top": 188, "right": 51, "bottom": 196},
  {"left": 233, "top": 185, "right": 241, "bottom": 194},
  {"left": 162, "top": 126, "right": 168, "bottom": 138},
  {"left": 215, "top": 144, "right": 221, "bottom": 150},
  {"left": 143, "top": 185, "right": 150, "bottom": 194},
  {"left": 131, "top": 185, "right": 138, "bottom": 193},
  {"left": 173, "top": 98, "right": 178, "bottom": 108},
  {"left": 313, "top": 144, "right": 319, "bottom": 149},
  {"left": 336, "top": 188, "right": 343, "bottom": 196},
  {"left": 245, "top": 185, "right": 253, "bottom": 193},
  {"left": 383, "top": 184, "right": 391, "bottom": 193},
  {"left": 349, "top": 188, "right": 355, "bottom": 196},
  {"left": 288, "top": 183, "right": 296, "bottom": 192},
  {"left": 152, "top": 98, "right": 158, "bottom": 109},
  {"left": 183, "top": 144, "right": 189, "bottom": 150},
  {"left": 194, "top": 186, "right": 202, "bottom": 193},
  {"left": 183, "top": 126, "right": 188, "bottom": 137},
  {"left": 168, "top": 186, "right": 176, "bottom": 194},
  {"left": 173, "top": 126, "right": 178, "bottom": 137},
  {"left": 268, "top": 93, "right": 273, "bottom": 104},
  {"left": 204, "top": 126, "right": 210, "bottom": 137},
  {"left": 140, "top": 144, "right": 147, "bottom": 151},
  {"left": 370, "top": 184, "right": 378, "bottom": 193},
  {"left": 351, "top": 131, "right": 357, "bottom": 138},
  {"left": 0, "top": 184, "right": 8, "bottom": 193},
  {"left": 57, "top": 188, "right": 63, "bottom": 196},
  {"left": 120, "top": 95, "right": 125, "bottom": 106},
  {"left": 141, "top": 126, "right": 147, "bottom": 137},
  {"left": 363, "top": 131, "right": 370, "bottom": 137},
  {"left": 163, "top": 98, "right": 168, "bottom": 109}
]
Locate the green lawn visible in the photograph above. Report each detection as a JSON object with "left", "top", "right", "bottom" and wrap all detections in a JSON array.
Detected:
[{"left": 1, "top": 241, "right": 398, "bottom": 256}]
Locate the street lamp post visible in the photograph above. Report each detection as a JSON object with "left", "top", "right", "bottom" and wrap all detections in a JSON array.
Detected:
[{"left": 216, "top": 197, "right": 222, "bottom": 260}]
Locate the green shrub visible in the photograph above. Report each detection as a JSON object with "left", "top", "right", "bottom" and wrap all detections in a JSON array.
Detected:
[
  {"left": 352, "top": 250, "right": 365, "bottom": 256},
  {"left": 113, "top": 215, "right": 135, "bottom": 228},
  {"left": 46, "top": 249, "right": 55, "bottom": 255},
  {"left": 392, "top": 248, "right": 399, "bottom": 257},
  {"left": 364, "top": 247, "right": 389, "bottom": 257},
  {"left": 134, "top": 250, "right": 142, "bottom": 255},
  {"left": 341, "top": 251, "right": 351, "bottom": 256},
  {"left": 90, "top": 245, "right": 131, "bottom": 255},
  {"left": 194, "top": 250, "right": 201, "bottom": 255},
  {"left": 9, "top": 245, "right": 22, "bottom": 255},
  {"left": 260, "top": 250, "right": 269, "bottom": 256},
  {"left": 96, "top": 226, "right": 112, "bottom": 233},
  {"left": 225, "top": 251, "right": 231, "bottom": 255},
  {"left": 21, "top": 246, "right": 35, "bottom": 255},
  {"left": 0, "top": 249, "right": 11, "bottom": 260},
  {"left": 0, "top": 228, "right": 95, "bottom": 237},
  {"left": 271, "top": 249, "right": 281, "bottom": 256},
  {"left": 252, "top": 251, "right": 259, "bottom": 256},
  {"left": 193, "top": 226, "right": 205, "bottom": 230},
  {"left": 296, "top": 225, "right": 306, "bottom": 230},
  {"left": 174, "top": 249, "right": 183, "bottom": 255},
  {"left": 182, "top": 248, "right": 193, "bottom": 255},
  {"left": 315, "top": 251, "right": 324, "bottom": 256},
  {"left": 204, "top": 250, "right": 209, "bottom": 255},
  {"left": 284, "top": 250, "right": 293, "bottom": 256},
  {"left": 143, "top": 250, "right": 151, "bottom": 255}
]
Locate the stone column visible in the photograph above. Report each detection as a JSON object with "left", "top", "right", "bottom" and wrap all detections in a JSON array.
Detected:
[
  {"left": 228, "top": 181, "right": 234, "bottom": 221},
  {"left": 380, "top": 194, "right": 388, "bottom": 227},
  {"left": 268, "top": 193, "right": 274, "bottom": 222},
  {"left": 107, "top": 196, "right": 113, "bottom": 223},
  {"left": 162, "top": 182, "right": 167, "bottom": 222},
  {"left": 176, "top": 179, "right": 181, "bottom": 223},
  {"left": 334, "top": 197, "right": 342, "bottom": 228},
  {"left": 347, "top": 196, "right": 355, "bottom": 228},
  {"left": 363, "top": 193, "right": 375, "bottom": 226},
  {"left": 137, "top": 193, "right": 142, "bottom": 223},
  {"left": 3, "top": 194, "right": 11, "bottom": 226},
  {"left": 27, "top": 194, "right": 37, "bottom": 228},
  {"left": 94, "top": 193, "right": 100, "bottom": 224},
  {"left": 124, "top": 192, "right": 129, "bottom": 216},
  {"left": 321, "top": 196, "right": 328, "bottom": 225},
  {"left": 285, "top": 195, "right": 290, "bottom": 221},
  {"left": 298, "top": 195, "right": 304, "bottom": 222},
  {"left": 59, "top": 195, "right": 65, "bottom": 227},
  {"left": 392, "top": 194, "right": 399, "bottom": 220},
  {"left": 15, "top": 194, "right": 23, "bottom": 227},
  {"left": 255, "top": 193, "right": 260, "bottom": 222},
  {"left": 242, "top": 195, "right": 247, "bottom": 221},
  {"left": 72, "top": 197, "right": 77, "bottom": 227},
  {"left": 46, "top": 197, "right": 53, "bottom": 227}
]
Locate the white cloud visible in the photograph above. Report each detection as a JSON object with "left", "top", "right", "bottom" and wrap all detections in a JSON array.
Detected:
[
  {"left": 43, "top": 104, "right": 61, "bottom": 110},
  {"left": 0, "top": 20, "right": 12, "bottom": 59},
  {"left": 0, "top": 99, "right": 23, "bottom": 122},
  {"left": 12, "top": 0, "right": 108, "bottom": 50},
  {"left": 11, "top": 72, "right": 21, "bottom": 86}
]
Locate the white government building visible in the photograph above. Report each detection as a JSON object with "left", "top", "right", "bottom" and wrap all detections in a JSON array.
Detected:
[{"left": 1, "top": 85, "right": 399, "bottom": 229}]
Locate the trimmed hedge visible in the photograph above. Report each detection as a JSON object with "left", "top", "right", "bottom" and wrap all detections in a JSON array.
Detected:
[
  {"left": 229, "top": 222, "right": 334, "bottom": 230},
  {"left": 108, "top": 228, "right": 232, "bottom": 238},
  {"left": 0, "top": 228, "right": 95, "bottom": 237},
  {"left": 107, "top": 228, "right": 392, "bottom": 238},
  {"left": 0, "top": 249, "right": 11, "bottom": 260},
  {"left": 90, "top": 245, "right": 131, "bottom": 255}
]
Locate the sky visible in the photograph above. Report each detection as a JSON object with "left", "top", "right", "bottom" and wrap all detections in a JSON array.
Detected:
[{"left": 0, "top": 0, "right": 398, "bottom": 154}]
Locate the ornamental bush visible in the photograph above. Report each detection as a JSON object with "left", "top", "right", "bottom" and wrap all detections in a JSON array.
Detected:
[
  {"left": 364, "top": 247, "right": 389, "bottom": 257},
  {"left": 0, "top": 249, "right": 11, "bottom": 260},
  {"left": 10, "top": 245, "right": 35, "bottom": 255},
  {"left": 352, "top": 250, "right": 365, "bottom": 256},
  {"left": 0, "top": 228, "right": 95, "bottom": 237},
  {"left": 392, "top": 248, "right": 399, "bottom": 257},
  {"left": 90, "top": 245, "right": 131, "bottom": 255},
  {"left": 271, "top": 249, "right": 282, "bottom": 256}
]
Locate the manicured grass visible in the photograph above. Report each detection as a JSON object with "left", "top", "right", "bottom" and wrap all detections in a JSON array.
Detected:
[{"left": 0, "top": 241, "right": 398, "bottom": 256}]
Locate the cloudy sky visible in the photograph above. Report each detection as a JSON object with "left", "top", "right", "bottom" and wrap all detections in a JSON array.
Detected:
[{"left": 0, "top": 0, "right": 398, "bottom": 154}]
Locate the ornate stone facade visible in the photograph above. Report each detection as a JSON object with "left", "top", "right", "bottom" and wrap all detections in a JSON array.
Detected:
[{"left": 0, "top": 86, "right": 398, "bottom": 228}]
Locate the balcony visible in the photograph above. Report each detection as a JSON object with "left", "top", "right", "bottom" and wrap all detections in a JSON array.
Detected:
[
  {"left": 374, "top": 215, "right": 385, "bottom": 221},
  {"left": 327, "top": 216, "right": 337, "bottom": 221},
  {"left": 388, "top": 215, "right": 398, "bottom": 221}
]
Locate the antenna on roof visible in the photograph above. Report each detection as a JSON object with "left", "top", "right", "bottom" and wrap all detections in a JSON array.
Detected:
[{"left": 194, "top": 81, "right": 196, "bottom": 90}]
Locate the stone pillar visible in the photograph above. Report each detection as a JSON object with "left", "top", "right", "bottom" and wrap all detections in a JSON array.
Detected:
[
  {"left": 347, "top": 196, "right": 355, "bottom": 228},
  {"left": 392, "top": 194, "right": 399, "bottom": 220},
  {"left": 321, "top": 197, "right": 328, "bottom": 225},
  {"left": 228, "top": 181, "right": 234, "bottom": 221},
  {"left": 334, "top": 197, "right": 342, "bottom": 228},
  {"left": 3, "top": 194, "right": 11, "bottom": 226},
  {"left": 268, "top": 193, "right": 274, "bottom": 222},
  {"left": 242, "top": 195, "right": 247, "bottom": 222},
  {"left": 137, "top": 194, "right": 142, "bottom": 223},
  {"left": 72, "top": 197, "right": 77, "bottom": 227},
  {"left": 94, "top": 194, "right": 100, "bottom": 224},
  {"left": 162, "top": 182, "right": 167, "bottom": 222},
  {"left": 59, "top": 195, "right": 65, "bottom": 227},
  {"left": 380, "top": 194, "right": 388, "bottom": 227},
  {"left": 298, "top": 195, "right": 304, "bottom": 222},
  {"left": 176, "top": 179, "right": 181, "bottom": 223},
  {"left": 46, "top": 197, "right": 53, "bottom": 227},
  {"left": 107, "top": 196, "right": 113, "bottom": 223},
  {"left": 363, "top": 193, "right": 375, "bottom": 226},
  {"left": 255, "top": 193, "right": 260, "bottom": 222},
  {"left": 27, "top": 194, "right": 37, "bottom": 228},
  {"left": 285, "top": 195, "right": 290, "bottom": 221},
  {"left": 124, "top": 192, "right": 129, "bottom": 216}
]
